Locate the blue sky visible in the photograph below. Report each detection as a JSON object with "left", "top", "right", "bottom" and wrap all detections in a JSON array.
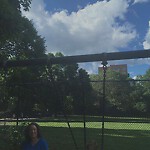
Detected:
[{"left": 22, "top": 0, "right": 150, "bottom": 77}]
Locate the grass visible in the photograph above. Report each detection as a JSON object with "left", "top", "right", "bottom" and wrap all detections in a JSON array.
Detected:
[
  {"left": 38, "top": 120, "right": 150, "bottom": 150},
  {"left": 0, "top": 116, "right": 150, "bottom": 150}
]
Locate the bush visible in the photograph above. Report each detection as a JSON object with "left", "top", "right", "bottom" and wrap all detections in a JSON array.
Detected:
[{"left": 0, "top": 122, "right": 28, "bottom": 150}]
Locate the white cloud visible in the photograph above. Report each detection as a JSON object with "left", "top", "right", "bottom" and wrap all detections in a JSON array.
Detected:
[
  {"left": 23, "top": 0, "right": 150, "bottom": 75},
  {"left": 143, "top": 21, "right": 150, "bottom": 49},
  {"left": 22, "top": 0, "right": 137, "bottom": 56},
  {"left": 133, "top": 0, "right": 149, "bottom": 4}
]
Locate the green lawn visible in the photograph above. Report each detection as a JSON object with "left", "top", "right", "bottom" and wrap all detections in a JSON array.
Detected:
[
  {"left": 0, "top": 117, "right": 150, "bottom": 150},
  {"left": 38, "top": 121, "right": 150, "bottom": 150}
]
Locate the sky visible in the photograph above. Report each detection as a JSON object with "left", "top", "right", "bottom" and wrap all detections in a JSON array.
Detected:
[{"left": 22, "top": 0, "right": 150, "bottom": 77}]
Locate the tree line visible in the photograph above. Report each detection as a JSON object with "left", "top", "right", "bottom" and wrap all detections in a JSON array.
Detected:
[
  {"left": 0, "top": 0, "right": 150, "bottom": 118},
  {"left": 0, "top": 0, "right": 92, "bottom": 117},
  {"left": 90, "top": 70, "right": 150, "bottom": 117}
]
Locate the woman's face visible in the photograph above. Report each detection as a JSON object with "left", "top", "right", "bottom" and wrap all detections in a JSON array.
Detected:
[{"left": 29, "top": 125, "right": 38, "bottom": 139}]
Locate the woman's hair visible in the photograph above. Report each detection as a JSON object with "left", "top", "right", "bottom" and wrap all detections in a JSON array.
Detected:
[{"left": 24, "top": 122, "right": 42, "bottom": 141}]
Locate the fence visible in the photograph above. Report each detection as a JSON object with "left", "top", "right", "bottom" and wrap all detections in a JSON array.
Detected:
[{"left": 0, "top": 49, "right": 150, "bottom": 150}]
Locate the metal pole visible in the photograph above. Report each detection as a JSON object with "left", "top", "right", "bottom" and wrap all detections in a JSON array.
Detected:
[
  {"left": 81, "top": 80, "right": 87, "bottom": 150},
  {"left": 0, "top": 49, "right": 150, "bottom": 68},
  {"left": 101, "top": 60, "right": 107, "bottom": 150}
]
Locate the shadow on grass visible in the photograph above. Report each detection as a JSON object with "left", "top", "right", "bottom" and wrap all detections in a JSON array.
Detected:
[{"left": 41, "top": 126, "right": 150, "bottom": 150}]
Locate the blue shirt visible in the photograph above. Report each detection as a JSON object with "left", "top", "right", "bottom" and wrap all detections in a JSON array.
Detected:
[{"left": 22, "top": 138, "right": 48, "bottom": 150}]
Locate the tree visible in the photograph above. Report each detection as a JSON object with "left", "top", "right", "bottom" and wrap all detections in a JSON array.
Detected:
[
  {"left": 90, "top": 74, "right": 103, "bottom": 115},
  {"left": 141, "top": 69, "right": 150, "bottom": 114},
  {"left": 0, "top": 0, "right": 31, "bottom": 43},
  {"left": 68, "top": 68, "right": 93, "bottom": 115},
  {"left": 93, "top": 69, "right": 134, "bottom": 115},
  {"left": 142, "top": 69, "right": 150, "bottom": 95},
  {"left": 37, "top": 52, "right": 93, "bottom": 116},
  {"left": 78, "top": 68, "right": 93, "bottom": 115},
  {"left": 0, "top": 0, "right": 49, "bottom": 116},
  {"left": 1, "top": 17, "right": 46, "bottom": 61}
]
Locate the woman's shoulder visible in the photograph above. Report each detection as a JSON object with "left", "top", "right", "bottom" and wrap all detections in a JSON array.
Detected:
[
  {"left": 38, "top": 137, "right": 49, "bottom": 149},
  {"left": 38, "top": 137, "right": 48, "bottom": 145}
]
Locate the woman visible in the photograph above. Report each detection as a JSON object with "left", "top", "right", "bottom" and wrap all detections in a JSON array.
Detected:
[{"left": 22, "top": 122, "right": 49, "bottom": 150}]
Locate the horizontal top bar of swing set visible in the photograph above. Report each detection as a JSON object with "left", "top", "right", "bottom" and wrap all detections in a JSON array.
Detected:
[{"left": 0, "top": 49, "right": 150, "bottom": 68}]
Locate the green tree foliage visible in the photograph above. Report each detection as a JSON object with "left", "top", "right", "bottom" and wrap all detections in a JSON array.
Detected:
[
  {"left": 90, "top": 68, "right": 150, "bottom": 116},
  {"left": 142, "top": 69, "right": 150, "bottom": 95},
  {"left": 64, "top": 96, "right": 73, "bottom": 114},
  {"left": 1, "top": 17, "right": 46, "bottom": 61},
  {"left": 0, "top": 0, "right": 31, "bottom": 43},
  {"left": 91, "top": 69, "right": 134, "bottom": 115},
  {"left": 129, "top": 76, "right": 146, "bottom": 114},
  {"left": 141, "top": 69, "right": 150, "bottom": 114},
  {"left": 90, "top": 74, "right": 103, "bottom": 115},
  {"left": 76, "top": 68, "right": 93, "bottom": 115},
  {"left": 105, "top": 70, "right": 132, "bottom": 113},
  {"left": 0, "top": 17, "right": 46, "bottom": 115},
  {"left": 0, "top": 0, "right": 48, "bottom": 117},
  {"left": 36, "top": 52, "right": 93, "bottom": 116}
]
